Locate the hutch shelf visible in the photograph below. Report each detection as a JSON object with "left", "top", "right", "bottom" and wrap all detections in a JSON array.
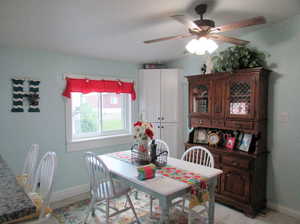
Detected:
[{"left": 185, "top": 67, "right": 270, "bottom": 217}]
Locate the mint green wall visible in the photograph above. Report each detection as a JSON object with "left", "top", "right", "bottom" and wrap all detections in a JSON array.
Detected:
[
  {"left": 0, "top": 47, "right": 139, "bottom": 191},
  {"left": 168, "top": 14, "right": 300, "bottom": 213}
]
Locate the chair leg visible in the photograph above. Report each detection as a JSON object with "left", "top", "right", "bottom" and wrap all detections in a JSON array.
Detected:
[
  {"left": 106, "top": 199, "right": 110, "bottom": 224},
  {"left": 182, "top": 196, "right": 185, "bottom": 212},
  {"left": 150, "top": 196, "right": 153, "bottom": 218},
  {"left": 126, "top": 194, "right": 140, "bottom": 224},
  {"left": 124, "top": 197, "right": 128, "bottom": 208},
  {"left": 92, "top": 206, "right": 96, "bottom": 217},
  {"left": 188, "top": 211, "right": 192, "bottom": 224},
  {"left": 84, "top": 196, "right": 96, "bottom": 224}
]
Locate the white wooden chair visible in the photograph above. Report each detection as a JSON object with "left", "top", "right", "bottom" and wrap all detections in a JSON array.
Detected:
[
  {"left": 148, "top": 139, "right": 170, "bottom": 156},
  {"left": 181, "top": 146, "right": 214, "bottom": 223},
  {"left": 16, "top": 144, "right": 39, "bottom": 192},
  {"left": 28, "top": 151, "right": 57, "bottom": 220},
  {"left": 181, "top": 146, "right": 214, "bottom": 168},
  {"left": 84, "top": 152, "right": 140, "bottom": 224}
]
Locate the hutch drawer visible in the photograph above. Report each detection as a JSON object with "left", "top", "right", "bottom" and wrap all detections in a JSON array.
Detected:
[
  {"left": 223, "top": 155, "right": 252, "bottom": 170},
  {"left": 225, "top": 120, "right": 254, "bottom": 130},
  {"left": 190, "top": 117, "right": 210, "bottom": 127},
  {"left": 211, "top": 119, "right": 225, "bottom": 128}
]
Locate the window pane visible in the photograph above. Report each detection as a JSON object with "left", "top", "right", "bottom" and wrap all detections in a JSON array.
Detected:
[
  {"left": 72, "top": 92, "right": 100, "bottom": 137},
  {"left": 101, "top": 93, "right": 124, "bottom": 131}
]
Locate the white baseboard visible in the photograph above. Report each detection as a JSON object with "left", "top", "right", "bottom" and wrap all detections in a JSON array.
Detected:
[
  {"left": 268, "top": 202, "right": 300, "bottom": 220},
  {"left": 51, "top": 184, "right": 89, "bottom": 203}
]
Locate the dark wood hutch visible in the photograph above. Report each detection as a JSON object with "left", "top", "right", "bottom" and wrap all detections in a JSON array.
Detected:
[{"left": 185, "top": 67, "right": 270, "bottom": 217}]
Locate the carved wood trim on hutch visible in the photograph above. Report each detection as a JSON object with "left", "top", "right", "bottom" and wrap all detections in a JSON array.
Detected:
[{"left": 185, "top": 67, "right": 270, "bottom": 217}]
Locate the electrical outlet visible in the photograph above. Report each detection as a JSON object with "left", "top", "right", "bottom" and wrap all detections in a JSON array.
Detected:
[{"left": 278, "top": 112, "right": 288, "bottom": 124}]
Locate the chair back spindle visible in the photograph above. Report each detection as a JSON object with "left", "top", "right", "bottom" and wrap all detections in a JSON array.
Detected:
[
  {"left": 32, "top": 151, "right": 57, "bottom": 218},
  {"left": 85, "top": 152, "right": 115, "bottom": 201},
  {"left": 181, "top": 146, "right": 214, "bottom": 168},
  {"left": 148, "top": 139, "right": 170, "bottom": 156},
  {"left": 22, "top": 144, "right": 39, "bottom": 188}
]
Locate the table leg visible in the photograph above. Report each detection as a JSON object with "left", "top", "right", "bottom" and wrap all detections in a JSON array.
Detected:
[
  {"left": 159, "top": 198, "right": 170, "bottom": 224},
  {"left": 208, "top": 177, "right": 217, "bottom": 224}
]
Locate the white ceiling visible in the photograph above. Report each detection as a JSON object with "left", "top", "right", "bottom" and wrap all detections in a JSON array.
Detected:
[{"left": 0, "top": 0, "right": 300, "bottom": 63}]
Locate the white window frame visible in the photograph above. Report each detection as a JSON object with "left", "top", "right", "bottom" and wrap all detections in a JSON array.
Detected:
[{"left": 65, "top": 74, "right": 134, "bottom": 152}]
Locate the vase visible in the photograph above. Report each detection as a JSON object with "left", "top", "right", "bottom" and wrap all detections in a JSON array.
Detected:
[{"left": 137, "top": 140, "right": 150, "bottom": 165}]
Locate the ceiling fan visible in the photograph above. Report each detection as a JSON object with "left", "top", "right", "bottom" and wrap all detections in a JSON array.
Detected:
[{"left": 144, "top": 4, "right": 266, "bottom": 47}]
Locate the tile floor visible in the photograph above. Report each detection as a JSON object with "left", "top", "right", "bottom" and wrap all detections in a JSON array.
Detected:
[{"left": 24, "top": 193, "right": 300, "bottom": 224}]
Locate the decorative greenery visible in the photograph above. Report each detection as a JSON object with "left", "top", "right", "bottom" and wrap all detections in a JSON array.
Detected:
[{"left": 212, "top": 46, "right": 269, "bottom": 72}]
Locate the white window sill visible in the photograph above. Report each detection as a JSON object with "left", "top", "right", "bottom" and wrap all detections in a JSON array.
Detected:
[{"left": 67, "top": 134, "right": 133, "bottom": 152}]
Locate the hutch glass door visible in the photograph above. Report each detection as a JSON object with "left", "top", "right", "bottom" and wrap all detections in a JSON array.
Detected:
[
  {"left": 226, "top": 76, "right": 255, "bottom": 119},
  {"left": 190, "top": 81, "right": 211, "bottom": 117}
]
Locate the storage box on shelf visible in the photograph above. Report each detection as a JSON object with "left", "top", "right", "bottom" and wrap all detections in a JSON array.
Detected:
[{"left": 185, "top": 67, "right": 270, "bottom": 217}]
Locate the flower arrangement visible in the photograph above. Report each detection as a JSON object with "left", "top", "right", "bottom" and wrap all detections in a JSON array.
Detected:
[
  {"left": 132, "top": 121, "right": 154, "bottom": 163},
  {"left": 133, "top": 121, "right": 154, "bottom": 142}
]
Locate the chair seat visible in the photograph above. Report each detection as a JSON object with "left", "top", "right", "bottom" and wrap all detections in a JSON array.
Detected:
[
  {"left": 28, "top": 192, "right": 53, "bottom": 216},
  {"left": 16, "top": 174, "right": 32, "bottom": 192},
  {"left": 94, "top": 179, "right": 130, "bottom": 200},
  {"left": 16, "top": 174, "right": 28, "bottom": 186}
]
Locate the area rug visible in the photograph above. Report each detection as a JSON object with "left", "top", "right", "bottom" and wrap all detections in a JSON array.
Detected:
[{"left": 52, "top": 191, "right": 207, "bottom": 224}]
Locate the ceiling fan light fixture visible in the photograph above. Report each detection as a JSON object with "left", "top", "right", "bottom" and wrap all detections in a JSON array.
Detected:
[{"left": 185, "top": 37, "right": 218, "bottom": 55}]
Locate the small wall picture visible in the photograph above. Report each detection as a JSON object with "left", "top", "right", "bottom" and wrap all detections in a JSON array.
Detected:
[
  {"left": 236, "top": 132, "right": 244, "bottom": 148},
  {"left": 239, "top": 134, "right": 253, "bottom": 152},
  {"left": 225, "top": 137, "right": 236, "bottom": 150},
  {"left": 194, "top": 129, "right": 208, "bottom": 144}
]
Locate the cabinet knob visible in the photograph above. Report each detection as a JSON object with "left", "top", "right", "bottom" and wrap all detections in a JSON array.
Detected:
[
  {"left": 231, "top": 161, "right": 238, "bottom": 166},
  {"left": 158, "top": 117, "right": 161, "bottom": 120},
  {"left": 161, "top": 126, "right": 164, "bottom": 128},
  {"left": 158, "top": 126, "right": 160, "bottom": 128},
  {"left": 161, "top": 117, "right": 164, "bottom": 120},
  {"left": 199, "top": 120, "right": 203, "bottom": 124}
]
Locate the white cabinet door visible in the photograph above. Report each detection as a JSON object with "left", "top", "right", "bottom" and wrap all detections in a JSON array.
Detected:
[
  {"left": 139, "top": 69, "right": 161, "bottom": 122},
  {"left": 151, "top": 122, "right": 161, "bottom": 139},
  {"left": 161, "top": 123, "right": 178, "bottom": 158},
  {"left": 161, "top": 69, "right": 179, "bottom": 123}
]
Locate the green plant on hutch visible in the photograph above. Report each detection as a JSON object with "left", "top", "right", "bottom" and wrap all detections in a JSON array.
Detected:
[{"left": 212, "top": 45, "right": 269, "bottom": 72}]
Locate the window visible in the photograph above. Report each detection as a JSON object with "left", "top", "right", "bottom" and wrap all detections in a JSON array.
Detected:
[
  {"left": 110, "top": 96, "right": 118, "bottom": 105},
  {"left": 67, "top": 92, "right": 132, "bottom": 151},
  {"left": 72, "top": 92, "right": 131, "bottom": 139}
]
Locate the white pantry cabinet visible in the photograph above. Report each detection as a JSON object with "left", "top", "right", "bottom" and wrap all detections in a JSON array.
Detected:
[
  {"left": 138, "top": 69, "right": 183, "bottom": 158},
  {"left": 151, "top": 122, "right": 178, "bottom": 158}
]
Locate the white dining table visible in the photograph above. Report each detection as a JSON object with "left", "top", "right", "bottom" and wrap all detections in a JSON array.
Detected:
[{"left": 99, "top": 151, "right": 223, "bottom": 224}]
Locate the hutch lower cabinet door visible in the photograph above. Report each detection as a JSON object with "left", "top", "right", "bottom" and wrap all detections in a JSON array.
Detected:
[{"left": 221, "top": 166, "right": 250, "bottom": 203}]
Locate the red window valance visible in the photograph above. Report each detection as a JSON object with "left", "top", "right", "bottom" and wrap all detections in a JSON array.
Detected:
[{"left": 62, "top": 77, "right": 136, "bottom": 100}]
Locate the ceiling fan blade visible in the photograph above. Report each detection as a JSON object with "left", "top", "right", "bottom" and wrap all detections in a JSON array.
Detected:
[
  {"left": 171, "top": 15, "right": 200, "bottom": 30},
  {"left": 208, "top": 34, "right": 250, "bottom": 45},
  {"left": 144, "top": 33, "right": 193, "bottom": 44},
  {"left": 211, "top": 16, "right": 266, "bottom": 33}
]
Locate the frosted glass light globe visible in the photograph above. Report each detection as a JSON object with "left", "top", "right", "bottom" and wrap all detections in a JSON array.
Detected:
[{"left": 185, "top": 37, "right": 218, "bottom": 55}]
